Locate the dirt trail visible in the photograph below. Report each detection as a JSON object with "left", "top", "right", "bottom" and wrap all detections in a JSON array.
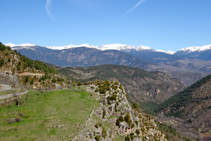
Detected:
[
  {"left": 0, "top": 90, "right": 28, "bottom": 100},
  {"left": 0, "top": 84, "right": 12, "bottom": 92},
  {"left": 17, "top": 72, "right": 44, "bottom": 76}
]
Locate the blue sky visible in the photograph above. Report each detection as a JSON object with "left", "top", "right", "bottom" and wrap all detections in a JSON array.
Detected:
[{"left": 1, "top": 0, "right": 211, "bottom": 51}]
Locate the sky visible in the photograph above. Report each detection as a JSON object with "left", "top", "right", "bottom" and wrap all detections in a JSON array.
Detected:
[{"left": 1, "top": 0, "right": 211, "bottom": 51}]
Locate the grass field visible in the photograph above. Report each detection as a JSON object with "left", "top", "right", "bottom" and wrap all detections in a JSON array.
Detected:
[{"left": 0, "top": 86, "right": 100, "bottom": 141}]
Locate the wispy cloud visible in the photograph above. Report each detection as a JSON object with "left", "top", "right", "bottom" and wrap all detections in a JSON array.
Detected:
[
  {"left": 45, "top": 0, "right": 54, "bottom": 20},
  {"left": 107, "top": 0, "right": 147, "bottom": 30}
]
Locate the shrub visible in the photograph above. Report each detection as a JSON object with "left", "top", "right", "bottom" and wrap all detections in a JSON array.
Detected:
[
  {"left": 130, "top": 133, "right": 134, "bottom": 140},
  {"left": 57, "top": 78, "right": 64, "bottom": 82},
  {"left": 30, "top": 79, "right": 34, "bottom": 85},
  {"left": 95, "top": 135, "right": 100, "bottom": 141},
  {"left": 95, "top": 88, "right": 99, "bottom": 92},
  {"left": 116, "top": 115, "right": 124, "bottom": 127},
  {"left": 0, "top": 59, "right": 4, "bottom": 67},
  {"left": 125, "top": 135, "right": 131, "bottom": 141},
  {"left": 52, "top": 78, "right": 56, "bottom": 83},
  {"left": 135, "top": 120, "right": 138, "bottom": 125},
  {"left": 102, "top": 109, "right": 106, "bottom": 119},
  {"left": 102, "top": 127, "right": 107, "bottom": 138},
  {"left": 25, "top": 76, "right": 28, "bottom": 83},
  {"left": 110, "top": 94, "right": 117, "bottom": 101},
  {"left": 95, "top": 123, "right": 99, "bottom": 128},
  {"left": 124, "top": 113, "right": 131, "bottom": 123},
  {"left": 135, "top": 129, "right": 140, "bottom": 135},
  {"left": 131, "top": 123, "right": 135, "bottom": 128},
  {"left": 132, "top": 103, "right": 139, "bottom": 111},
  {"left": 114, "top": 81, "right": 119, "bottom": 85}
]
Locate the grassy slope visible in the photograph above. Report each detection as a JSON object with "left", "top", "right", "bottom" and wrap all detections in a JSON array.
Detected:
[{"left": 0, "top": 87, "right": 100, "bottom": 141}]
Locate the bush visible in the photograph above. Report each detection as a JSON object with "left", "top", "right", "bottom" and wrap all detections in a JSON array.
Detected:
[
  {"left": 132, "top": 103, "right": 139, "bottom": 111},
  {"left": 25, "top": 76, "right": 29, "bottom": 83},
  {"left": 124, "top": 113, "right": 131, "bottom": 123},
  {"left": 125, "top": 135, "right": 131, "bottom": 141},
  {"left": 135, "top": 120, "right": 138, "bottom": 125},
  {"left": 130, "top": 133, "right": 134, "bottom": 140},
  {"left": 135, "top": 129, "right": 140, "bottom": 135},
  {"left": 95, "top": 135, "right": 100, "bottom": 141},
  {"left": 131, "top": 123, "right": 135, "bottom": 128},
  {"left": 102, "top": 127, "right": 107, "bottom": 138},
  {"left": 52, "top": 78, "right": 56, "bottom": 83},
  {"left": 102, "top": 109, "right": 106, "bottom": 119},
  {"left": 116, "top": 115, "right": 124, "bottom": 127},
  {"left": 114, "top": 81, "right": 119, "bottom": 85},
  {"left": 30, "top": 79, "right": 34, "bottom": 85},
  {"left": 0, "top": 59, "right": 4, "bottom": 67},
  {"left": 95, "top": 123, "right": 99, "bottom": 128}
]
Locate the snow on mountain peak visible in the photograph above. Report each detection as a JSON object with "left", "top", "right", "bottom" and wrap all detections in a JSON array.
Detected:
[
  {"left": 5, "top": 43, "right": 17, "bottom": 47},
  {"left": 166, "top": 50, "right": 175, "bottom": 55},
  {"left": 46, "top": 44, "right": 99, "bottom": 50},
  {"left": 136, "top": 45, "right": 152, "bottom": 51},
  {"left": 20, "top": 43, "right": 36, "bottom": 46},
  {"left": 156, "top": 50, "right": 175, "bottom": 54},
  {"left": 179, "top": 44, "right": 211, "bottom": 52},
  {"left": 100, "top": 44, "right": 134, "bottom": 50}
]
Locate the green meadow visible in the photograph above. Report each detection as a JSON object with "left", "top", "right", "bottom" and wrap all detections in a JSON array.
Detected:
[{"left": 0, "top": 87, "right": 100, "bottom": 141}]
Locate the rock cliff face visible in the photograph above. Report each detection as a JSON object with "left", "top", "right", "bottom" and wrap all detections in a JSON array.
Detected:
[{"left": 73, "top": 81, "right": 167, "bottom": 141}]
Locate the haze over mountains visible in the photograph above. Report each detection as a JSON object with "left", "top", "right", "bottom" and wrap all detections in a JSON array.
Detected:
[{"left": 5, "top": 43, "right": 211, "bottom": 86}]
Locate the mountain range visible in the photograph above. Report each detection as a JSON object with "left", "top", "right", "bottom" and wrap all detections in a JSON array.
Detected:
[
  {"left": 1, "top": 42, "right": 211, "bottom": 140},
  {"left": 6, "top": 43, "right": 211, "bottom": 60},
  {"left": 5, "top": 43, "right": 211, "bottom": 86}
]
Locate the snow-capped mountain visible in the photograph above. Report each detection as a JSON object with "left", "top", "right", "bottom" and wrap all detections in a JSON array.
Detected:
[
  {"left": 174, "top": 44, "right": 211, "bottom": 60},
  {"left": 156, "top": 50, "right": 175, "bottom": 55},
  {"left": 46, "top": 44, "right": 99, "bottom": 50},
  {"left": 179, "top": 44, "right": 211, "bottom": 52},
  {"left": 5, "top": 43, "right": 211, "bottom": 61},
  {"left": 5, "top": 43, "right": 37, "bottom": 51},
  {"left": 5, "top": 43, "right": 174, "bottom": 55}
]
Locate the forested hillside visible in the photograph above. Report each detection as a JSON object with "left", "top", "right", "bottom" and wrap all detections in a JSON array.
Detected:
[
  {"left": 0, "top": 42, "right": 67, "bottom": 90},
  {"left": 155, "top": 74, "right": 211, "bottom": 140}
]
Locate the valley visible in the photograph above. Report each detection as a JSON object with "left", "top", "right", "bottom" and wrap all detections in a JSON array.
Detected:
[
  {"left": 1, "top": 42, "right": 211, "bottom": 140},
  {"left": 7, "top": 43, "right": 211, "bottom": 86}
]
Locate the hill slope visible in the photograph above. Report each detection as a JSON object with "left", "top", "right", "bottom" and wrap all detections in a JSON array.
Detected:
[
  {"left": 0, "top": 42, "right": 67, "bottom": 90},
  {"left": 0, "top": 81, "right": 168, "bottom": 141},
  {"left": 56, "top": 65, "right": 185, "bottom": 113},
  {"left": 155, "top": 74, "right": 211, "bottom": 139}
]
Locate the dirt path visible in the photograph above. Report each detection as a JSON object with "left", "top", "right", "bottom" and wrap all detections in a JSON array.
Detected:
[
  {"left": 0, "top": 90, "right": 28, "bottom": 100},
  {"left": 17, "top": 72, "right": 44, "bottom": 76},
  {"left": 0, "top": 84, "right": 12, "bottom": 92}
]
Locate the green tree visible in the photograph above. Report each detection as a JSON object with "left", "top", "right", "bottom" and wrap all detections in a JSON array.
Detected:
[
  {"left": 0, "top": 59, "right": 4, "bottom": 67},
  {"left": 25, "top": 76, "right": 28, "bottom": 83},
  {"left": 30, "top": 79, "right": 34, "bottom": 85},
  {"left": 125, "top": 135, "right": 131, "bottom": 141},
  {"left": 17, "top": 65, "right": 21, "bottom": 71}
]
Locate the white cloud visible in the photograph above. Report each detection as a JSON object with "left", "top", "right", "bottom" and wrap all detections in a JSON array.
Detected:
[{"left": 45, "top": 0, "right": 54, "bottom": 20}]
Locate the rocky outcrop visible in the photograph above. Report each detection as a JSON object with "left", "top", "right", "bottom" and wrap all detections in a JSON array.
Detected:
[{"left": 73, "top": 81, "right": 167, "bottom": 141}]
